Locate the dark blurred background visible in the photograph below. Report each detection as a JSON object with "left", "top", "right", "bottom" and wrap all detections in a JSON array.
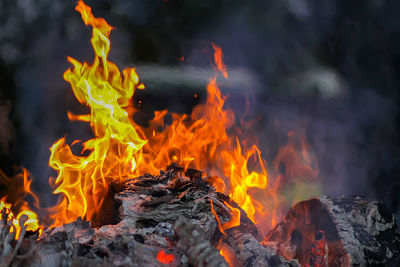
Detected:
[{"left": 0, "top": 0, "right": 399, "bottom": 222}]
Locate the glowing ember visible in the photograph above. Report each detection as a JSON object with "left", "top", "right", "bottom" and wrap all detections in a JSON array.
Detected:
[
  {"left": 219, "top": 246, "right": 234, "bottom": 267},
  {"left": 156, "top": 249, "right": 175, "bottom": 264}
]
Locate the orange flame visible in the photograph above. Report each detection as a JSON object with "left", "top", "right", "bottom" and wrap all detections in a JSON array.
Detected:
[
  {"left": 0, "top": 1, "right": 319, "bottom": 237},
  {"left": 132, "top": 43, "right": 268, "bottom": 227},
  {"left": 0, "top": 169, "right": 40, "bottom": 239},
  {"left": 0, "top": 200, "right": 40, "bottom": 240},
  {"left": 135, "top": 76, "right": 233, "bottom": 175},
  {"left": 212, "top": 43, "right": 228, "bottom": 78},
  {"left": 49, "top": 2, "right": 272, "bottom": 230},
  {"left": 222, "top": 140, "right": 268, "bottom": 222},
  {"left": 219, "top": 244, "right": 235, "bottom": 267},
  {"left": 157, "top": 249, "right": 175, "bottom": 264},
  {"left": 210, "top": 199, "right": 241, "bottom": 235}
]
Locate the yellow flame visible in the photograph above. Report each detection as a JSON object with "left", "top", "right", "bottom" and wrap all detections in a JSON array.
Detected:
[
  {"left": 49, "top": 0, "right": 147, "bottom": 226},
  {"left": 0, "top": 200, "right": 40, "bottom": 240},
  {"left": 45, "top": 1, "right": 318, "bottom": 233},
  {"left": 0, "top": 1, "right": 321, "bottom": 238}
]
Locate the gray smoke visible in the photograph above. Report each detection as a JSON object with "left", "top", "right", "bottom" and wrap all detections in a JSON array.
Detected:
[{"left": 0, "top": 102, "right": 13, "bottom": 154}]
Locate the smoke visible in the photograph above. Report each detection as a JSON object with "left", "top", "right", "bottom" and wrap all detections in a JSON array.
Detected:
[
  {"left": 0, "top": 102, "right": 13, "bottom": 155},
  {"left": 176, "top": 0, "right": 400, "bottom": 216}
]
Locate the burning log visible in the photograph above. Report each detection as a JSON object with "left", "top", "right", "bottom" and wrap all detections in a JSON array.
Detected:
[
  {"left": 218, "top": 228, "right": 300, "bottom": 267},
  {"left": 174, "top": 216, "right": 229, "bottom": 267},
  {"left": 4, "top": 2, "right": 397, "bottom": 266},
  {"left": 263, "top": 196, "right": 400, "bottom": 266},
  {"left": 1, "top": 167, "right": 296, "bottom": 267},
  {"left": 0, "top": 211, "right": 38, "bottom": 267}
]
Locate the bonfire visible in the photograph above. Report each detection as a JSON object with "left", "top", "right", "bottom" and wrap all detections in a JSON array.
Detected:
[{"left": 0, "top": 2, "right": 399, "bottom": 267}]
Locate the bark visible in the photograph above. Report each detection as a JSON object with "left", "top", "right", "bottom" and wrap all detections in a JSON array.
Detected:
[
  {"left": 263, "top": 196, "right": 400, "bottom": 266},
  {"left": 219, "top": 228, "right": 300, "bottom": 267},
  {"left": 174, "top": 216, "right": 229, "bottom": 267}
]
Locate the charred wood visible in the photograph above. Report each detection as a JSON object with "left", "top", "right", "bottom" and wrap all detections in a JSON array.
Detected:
[
  {"left": 174, "top": 216, "right": 229, "bottom": 267},
  {"left": 1, "top": 167, "right": 286, "bottom": 266},
  {"left": 264, "top": 196, "right": 400, "bottom": 266},
  {"left": 218, "top": 228, "right": 300, "bottom": 267}
]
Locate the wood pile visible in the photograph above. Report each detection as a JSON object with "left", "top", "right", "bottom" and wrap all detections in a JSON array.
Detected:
[
  {"left": 0, "top": 166, "right": 297, "bottom": 267},
  {"left": 2, "top": 168, "right": 399, "bottom": 266}
]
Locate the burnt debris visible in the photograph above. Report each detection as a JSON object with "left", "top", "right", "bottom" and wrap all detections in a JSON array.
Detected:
[
  {"left": 1, "top": 170, "right": 400, "bottom": 266},
  {"left": 0, "top": 167, "right": 295, "bottom": 266},
  {"left": 264, "top": 196, "right": 400, "bottom": 266}
]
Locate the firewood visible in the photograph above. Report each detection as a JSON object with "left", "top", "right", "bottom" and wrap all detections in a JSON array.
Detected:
[
  {"left": 219, "top": 228, "right": 300, "bottom": 267},
  {"left": 263, "top": 196, "right": 400, "bottom": 266},
  {"left": 1, "top": 167, "right": 290, "bottom": 266},
  {"left": 174, "top": 216, "right": 229, "bottom": 267}
]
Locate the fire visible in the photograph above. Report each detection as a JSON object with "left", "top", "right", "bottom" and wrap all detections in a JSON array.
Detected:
[
  {"left": 0, "top": 0, "right": 320, "bottom": 239},
  {"left": 0, "top": 169, "right": 40, "bottom": 239},
  {"left": 222, "top": 140, "right": 268, "bottom": 222},
  {"left": 134, "top": 43, "right": 268, "bottom": 227},
  {"left": 219, "top": 245, "right": 236, "bottom": 267},
  {"left": 0, "top": 200, "right": 40, "bottom": 240},
  {"left": 49, "top": 0, "right": 264, "bottom": 229},
  {"left": 210, "top": 199, "right": 241, "bottom": 235},
  {"left": 44, "top": 0, "right": 292, "bottom": 230},
  {"left": 211, "top": 43, "right": 228, "bottom": 79},
  {"left": 48, "top": 0, "right": 147, "bottom": 226},
  {"left": 156, "top": 249, "right": 175, "bottom": 264},
  {"left": 135, "top": 77, "right": 232, "bottom": 174}
]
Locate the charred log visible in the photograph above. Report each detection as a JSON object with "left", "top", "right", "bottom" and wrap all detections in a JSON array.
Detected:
[
  {"left": 1, "top": 167, "right": 290, "bottom": 266},
  {"left": 218, "top": 228, "right": 300, "bottom": 267},
  {"left": 174, "top": 216, "right": 229, "bottom": 267},
  {"left": 263, "top": 196, "right": 400, "bottom": 266}
]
